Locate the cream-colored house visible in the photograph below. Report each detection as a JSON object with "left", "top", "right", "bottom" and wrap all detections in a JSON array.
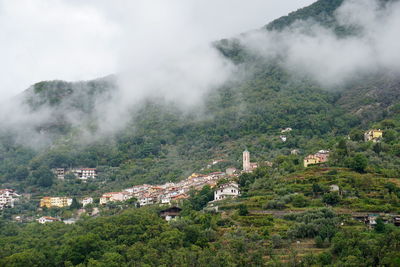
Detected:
[{"left": 214, "top": 182, "right": 240, "bottom": 201}]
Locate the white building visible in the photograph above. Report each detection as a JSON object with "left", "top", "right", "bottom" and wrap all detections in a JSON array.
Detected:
[
  {"left": 72, "top": 168, "right": 97, "bottom": 180},
  {"left": 214, "top": 182, "right": 240, "bottom": 201},
  {"left": 159, "top": 195, "right": 171, "bottom": 204},
  {"left": 138, "top": 195, "right": 155, "bottom": 206},
  {"left": 100, "top": 192, "right": 132, "bottom": 205},
  {"left": 81, "top": 197, "right": 93, "bottom": 207},
  {"left": 281, "top": 127, "right": 293, "bottom": 133},
  {"left": 226, "top": 168, "right": 238, "bottom": 176},
  {"left": 63, "top": 218, "right": 77, "bottom": 224},
  {"left": 0, "top": 189, "right": 20, "bottom": 209},
  {"left": 329, "top": 185, "right": 340, "bottom": 192},
  {"left": 37, "top": 216, "right": 59, "bottom": 224},
  {"left": 53, "top": 168, "right": 65, "bottom": 180}
]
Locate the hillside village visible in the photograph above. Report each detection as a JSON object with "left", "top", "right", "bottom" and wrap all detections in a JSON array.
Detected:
[{"left": 1, "top": 129, "right": 395, "bottom": 226}]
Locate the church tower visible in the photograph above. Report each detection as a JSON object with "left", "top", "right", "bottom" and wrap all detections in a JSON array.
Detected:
[{"left": 243, "top": 149, "right": 251, "bottom": 172}]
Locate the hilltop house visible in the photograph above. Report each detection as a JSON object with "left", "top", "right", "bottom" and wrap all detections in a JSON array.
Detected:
[
  {"left": 0, "top": 189, "right": 20, "bottom": 209},
  {"left": 364, "top": 129, "right": 383, "bottom": 142},
  {"left": 40, "top": 197, "right": 72, "bottom": 208},
  {"left": 214, "top": 182, "right": 240, "bottom": 201},
  {"left": 37, "top": 216, "right": 59, "bottom": 224},
  {"left": 304, "top": 150, "right": 330, "bottom": 167}
]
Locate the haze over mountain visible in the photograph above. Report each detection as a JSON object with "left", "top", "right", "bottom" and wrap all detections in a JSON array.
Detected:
[{"left": 2, "top": 0, "right": 400, "bottom": 147}]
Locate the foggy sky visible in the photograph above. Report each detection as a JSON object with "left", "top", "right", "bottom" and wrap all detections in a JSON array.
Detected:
[{"left": 0, "top": 0, "right": 316, "bottom": 100}]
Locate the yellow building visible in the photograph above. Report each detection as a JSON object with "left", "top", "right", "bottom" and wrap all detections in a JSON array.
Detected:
[
  {"left": 40, "top": 197, "right": 72, "bottom": 208},
  {"left": 364, "top": 129, "right": 383, "bottom": 142},
  {"left": 303, "top": 155, "right": 320, "bottom": 167}
]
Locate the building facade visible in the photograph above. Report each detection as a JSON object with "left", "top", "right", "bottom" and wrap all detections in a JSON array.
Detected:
[
  {"left": 214, "top": 182, "right": 240, "bottom": 201},
  {"left": 40, "top": 197, "right": 72, "bottom": 208},
  {"left": 37, "top": 216, "right": 59, "bottom": 224},
  {"left": 364, "top": 129, "right": 383, "bottom": 142},
  {"left": 304, "top": 150, "right": 330, "bottom": 167},
  {"left": 72, "top": 168, "right": 97, "bottom": 180},
  {"left": 0, "top": 189, "right": 20, "bottom": 209}
]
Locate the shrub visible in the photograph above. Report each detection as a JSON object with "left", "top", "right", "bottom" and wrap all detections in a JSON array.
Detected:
[{"left": 323, "top": 192, "right": 340, "bottom": 206}]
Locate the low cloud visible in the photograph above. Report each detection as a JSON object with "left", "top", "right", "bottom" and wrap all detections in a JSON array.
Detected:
[
  {"left": 238, "top": 0, "right": 400, "bottom": 87},
  {"left": 0, "top": 0, "right": 316, "bottom": 146}
]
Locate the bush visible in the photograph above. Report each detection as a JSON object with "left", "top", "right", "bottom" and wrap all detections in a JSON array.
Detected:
[
  {"left": 292, "top": 194, "right": 309, "bottom": 208},
  {"left": 238, "top": 204, "right": 249, "bottom": 216},
  {"left": 323, "top": 192, "right": 340, "bottom": 206},
  {"left": 348, "top": 153, "right": 368, "bottom": 173}
]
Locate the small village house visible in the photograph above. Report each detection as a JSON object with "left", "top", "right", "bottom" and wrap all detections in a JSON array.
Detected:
[
  {"left": 226, "top": 168, "right": 237, "bottom": 176},
  {"left": 81, "top": 197, "right": 93, "bottom": 207},
  {"left": 54, "top": 168, "right": 65, "bottom": 179},
  {"left": 63, "top": 218, "right": 77, "bottom": 224},
  {"left": 100, "top": 192, "right": 132, "bottom": 205},
  {"left": 214, "top": 182, "right": 240, "bottom": 201},
  {"left": 72, "top": 168, "right": 97, "bottom": 180},
  {"left": 159, "top": 207, "right": 182, "bottom": 221},
  {"left": 37, "top": 216, "right": 59, "bottom": 224},
  {"left": 281, "top": 127, "right": 293, "bottom": 133},
  {"left": 0, "top": 189, "right": 20, "bottom": 209},
  {"left": 304, "top": 150, "right": 330, "bottom": 167},
  {"left": 364, "top": 129, "right": 383, "bottom": 142}
]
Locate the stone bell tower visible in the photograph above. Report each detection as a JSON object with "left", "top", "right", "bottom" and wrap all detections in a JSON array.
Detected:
[{"left": 243, "top": 149, "right": 251, "bottom": 172}]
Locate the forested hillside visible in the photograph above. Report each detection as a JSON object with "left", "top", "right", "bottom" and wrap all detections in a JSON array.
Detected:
[{"left": 0, "top": 0, "right": 399, "bottom": 197}]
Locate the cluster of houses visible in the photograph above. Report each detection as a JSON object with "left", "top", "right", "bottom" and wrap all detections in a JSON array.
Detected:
[
  {"left": 53, "top": 168, "right": 97, "bottom": 181},
  {"left": 0, "top": 189, "right": 20, "bottom": 210},
  {"left": 39, "top": 196, "right": 93, "bottom": 208},
  {"left": 37, "top": 149, "right": 259, "bottom": 215},
  {"left": 100, "top": 171, "right": 233, "bottom": 206}
]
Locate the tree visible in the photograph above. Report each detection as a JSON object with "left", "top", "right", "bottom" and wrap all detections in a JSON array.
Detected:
[
  {"left": 31, "top": 166, "right": 54, "bottom": 187},
  {"left": 348, "top": 153, "right": 368, "bottom": 173},
  {"left": 64, "top": 173, "right": 76, "bottom": 180},
  {"left": 238, "top": 204, "right": 249, "bottom": 216},
  {"left": 349, "top": 129, "right": 364, "bottom": 142},
  {"left": 375, "top": 217, "right": 385, "bottom": 233},
  {"left": 384, "top": 130, "right": 397, "bottom": 143},
  {"left": 323, "top": 192, "right": 340, "bottom": 206},
  {"left": 14, "top": 167, "right": 29, "bottom": 181},
  {"left": 292, "top": 194, "right": 309, "bottom": 208},
  {"left": 70, "top": 197, "right": 82, "bottom": 210},
  {"left": 189, "top": 185, "right": 214, "bottom": 211}
]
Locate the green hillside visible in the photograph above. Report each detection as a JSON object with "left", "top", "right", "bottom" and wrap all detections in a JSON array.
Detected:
[{"left": 0, "top": 0, "right": 399, "bottom": 197}]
